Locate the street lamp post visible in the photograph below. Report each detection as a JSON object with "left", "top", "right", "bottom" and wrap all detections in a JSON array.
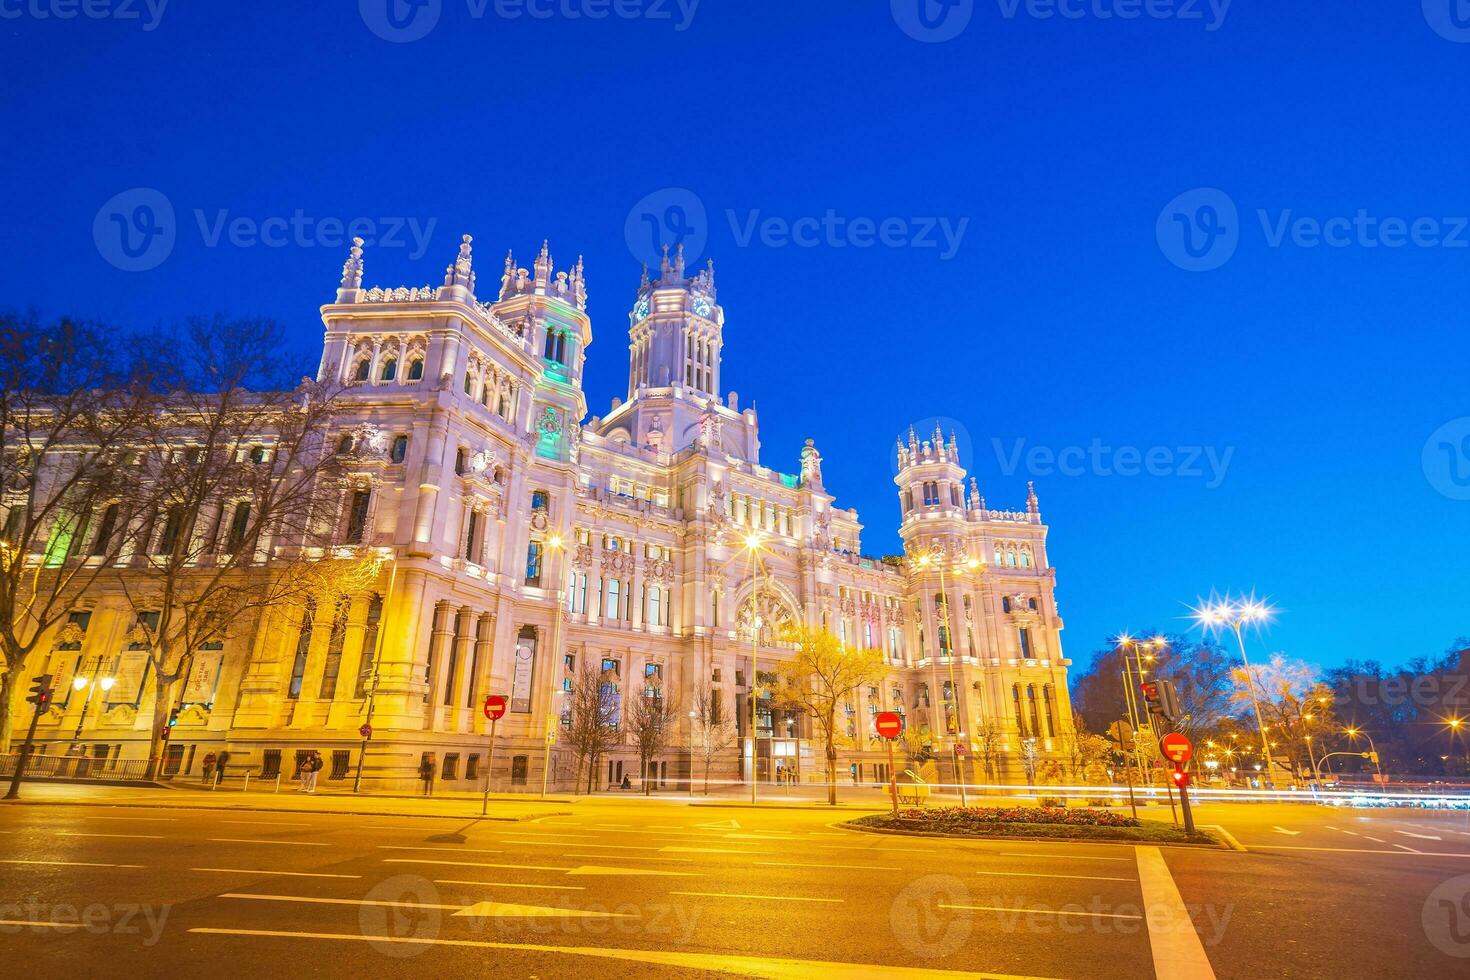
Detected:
[
  {"left": 69, "top": 667, "right": 115, "bottom": 749},
  {"left": 539, "top": 535, "right": 565, "bottom": 800},
  {"left": 1343, "top": 727, "right": 1385, "bottom": 782},
  {"left": 1197, "top": 597, "right": 1277, "bottom": 789}
]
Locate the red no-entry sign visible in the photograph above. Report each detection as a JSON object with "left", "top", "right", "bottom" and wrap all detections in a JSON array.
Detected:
[
  {"left": 484, "top": 694, "right": 509, "bottom": 721},
  {"left": 1160, "top": 732, "right": 1193, "bottom": 764},
  {"left": 875, "top": 711, "right": 904, "bottom": 740}
]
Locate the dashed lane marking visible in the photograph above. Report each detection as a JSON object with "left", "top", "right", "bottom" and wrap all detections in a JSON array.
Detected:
[
  {"left": 378, "top": 846, "right": 504, "bottom": 854},
  {"left": 207, "top": 838, "right": 329, "bottom": 847},
  {"left": 940, "top": 902, "right": 1142, "bottom": 920},
  {"left": 1271, "top": 826, "right": 1300, "bottom": 836},
  {"left": 973, "top": 870, "right": 1135, "bottom": 883},
  {"left": 0, "top": 920, "right": 85, "bottom": 930},
  {"left": 999, "top": 853, "right": 1131, "bottom": 862},
  {"left": 1396, "top": 831, "right": 1443, "bottom": 841},
  {"left": 191, "top": 868, "right": 361, "bottom": 879},
  {"left": 754, "top": 861, "right": 902, "bottom": 871},
  {"left": 0, "top": 859, "right": 145, "bottom": 869},
  {"left": 670, "top": 891, "right": 844, "bottom": 904},
  {"left": 433, "top": 880, "right": 586, "bottom": 891},
  {"left": 55, "top": 832, "right": 165, "bottom": 840}
]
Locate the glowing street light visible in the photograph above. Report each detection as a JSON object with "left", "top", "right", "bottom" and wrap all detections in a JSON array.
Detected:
[{"left": 1195, "top": 594, "right": 1277, "bottom": 788}]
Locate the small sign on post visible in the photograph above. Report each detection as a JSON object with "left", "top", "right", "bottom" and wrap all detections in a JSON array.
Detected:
[
  {"left": 359, "top": 723, "right": 372, "bottom": 739},
  {"left": 482, "top": 694, "right": 509, "bottom": 816},
  {"left": 874, "top": 711, "right": 904, "bottom": 817}
]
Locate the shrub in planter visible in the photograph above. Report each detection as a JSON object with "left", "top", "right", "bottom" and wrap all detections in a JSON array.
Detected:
[{"left": 1038, "top": 796, "right": 1067, "bottom": 807}]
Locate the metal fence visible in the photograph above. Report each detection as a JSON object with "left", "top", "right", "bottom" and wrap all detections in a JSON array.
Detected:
[{"left": 0, "top": 753, "right": 152, "bottom": 782}]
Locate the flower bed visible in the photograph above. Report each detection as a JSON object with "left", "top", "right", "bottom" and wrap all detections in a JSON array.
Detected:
[{"left": 849, "top": 806, "right": 1217, "bottom": 845}]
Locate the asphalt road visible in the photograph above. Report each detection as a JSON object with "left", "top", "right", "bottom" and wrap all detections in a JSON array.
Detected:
[{"left": 1, "top": 793, "right": 1468, "bottom": 978}]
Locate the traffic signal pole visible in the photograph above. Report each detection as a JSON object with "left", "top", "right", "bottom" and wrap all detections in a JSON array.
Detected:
[{"left": 5, "top": 676, "right": 53, "bottom": 801}]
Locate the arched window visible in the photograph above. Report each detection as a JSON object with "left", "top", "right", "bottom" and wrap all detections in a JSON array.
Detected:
[
  {"left": 1042, "top": 684, "right": 1057, "bottom": 738},
  {"left": 1012, "top": 683, "right": 1027, "bottom": 736},
  {"left": 993, "top": 545, "right": 1003, "bottom": 564},
  {"left": 390, "top": 435, "right": 408, "bottom": 464},
  {"left": 1006, "top": 549, "right": 1017, "bottom": 567},
  {"left": 407, "top": 358, "right": 424, "bottom": 381},
  {"left": 1027, "top": 684, "right": 1042, "bottom": 738},
  {"left": 380, "top": 358, "right": 397, "bottom": 382},
  {"left": 454, "top": 448, "right": 466, "bottom": 475},
  {"left": 353, "top": 358, "right": 371, "bottom": 382},
  {"left": 1020, "top": 549, "right": 1032, "bottom": 568}
]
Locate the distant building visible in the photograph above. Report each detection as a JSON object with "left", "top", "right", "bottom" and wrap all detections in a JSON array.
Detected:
[{"left": 8, "top": 236, "right": 1075, "bottom": 791}]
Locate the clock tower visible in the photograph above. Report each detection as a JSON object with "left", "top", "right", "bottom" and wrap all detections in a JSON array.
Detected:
[{"left": 590, "top": 245, "right": 760, "bottom": 461}]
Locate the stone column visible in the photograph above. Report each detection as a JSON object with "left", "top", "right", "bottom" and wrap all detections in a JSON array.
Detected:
[{"left": 327, "top": 595, "right": 371, "bottom": 729}]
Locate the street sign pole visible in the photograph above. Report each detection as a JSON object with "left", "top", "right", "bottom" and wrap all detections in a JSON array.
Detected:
[
  {"left": 874, "top": 711, "right": 904, "bottom": 817},
  {"left": 4, "top": 678, "right": 52, "bottom": 801},
  {"left": 1176, "top": 763, "right": 1196, "bottom": 835},
  {"left": 481, "top": 716, "right": 498, "bottom": 818},
  {"left": 887, "top": 737, "right": 899, "bottom": 818}
]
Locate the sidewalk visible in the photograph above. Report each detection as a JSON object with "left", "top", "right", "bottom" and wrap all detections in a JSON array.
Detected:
[{"left": 0, "top": 781, "right": 580, "bottom": 820}]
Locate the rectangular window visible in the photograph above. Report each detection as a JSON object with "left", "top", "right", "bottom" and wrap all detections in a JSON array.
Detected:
[
  {"left": 318, "top": 600, "right": 349, "bottom": 700},
  {"left": 226, "top": 503, "right": 251, "bottom": 553},
  {"left": 464, "top": 511, "right": 480, "bottom": 564},
  {"left": 345, "top": 490, "right": 371, "bottom": 545},
  {"left": 649, "top": 587, "right": 662, "bottom": 627},
  {"left": 1018, "top": 627, "right": 1033, "bottom": 659},
  {"left": 525, "top": 541, "right": 543, "bottom": 586},
  {"left": 89, "top": 503, "right": 119, "bottom": 556},
  {"left": 287, "top": 603, "right": 314, "bottom": 699},
  {"left": 155, "top": 506, "right": 183, "bottom": 555},
  {"left": 605, "top": 578, "right": 621, "bottom": 619},
  {"left": 354, "top": 593, "right": 383, "bottom": 698}
]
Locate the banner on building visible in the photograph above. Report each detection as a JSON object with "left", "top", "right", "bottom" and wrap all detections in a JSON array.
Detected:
[{"left": 511, "top": 634, "right": 536, "bottom": 713}]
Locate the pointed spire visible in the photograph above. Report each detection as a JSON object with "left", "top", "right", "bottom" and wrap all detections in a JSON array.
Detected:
[
  {"left": 534, "top": 239, "right": 553, "bottom": 285},
  {"left": 1027, "top": 481, "right": 1040, "bottom": 516},
  {"left": 969, "top": 477, "right": 981, "bottom": 510},
  {"left": 441, "top": 234, "right": 476, "bottom": 296},
  {"left": 338, "top": 236, "right": 364, "bottom": 296},
  {"left": 640, "top": 263, "right": 650, "bottom": 289},
  {"left": 673, "top": 241, "right": 686, "bottom": 280},
  {"left": 571, "top": 254, "right": 587, "bottom": 309},
  {"left": 499, "top": 249, "right": 515, "bottom": 300},
  {"left": 659, "top": 243, "right": 672, "bottom": 281},
  {"left": 908, "top": 425, "right": 918, "bottom": 450}
]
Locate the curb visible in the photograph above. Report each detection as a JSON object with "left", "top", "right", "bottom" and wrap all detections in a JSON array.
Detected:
[{"left": 689, "top": 801, "right": 888, "bottom": 812}]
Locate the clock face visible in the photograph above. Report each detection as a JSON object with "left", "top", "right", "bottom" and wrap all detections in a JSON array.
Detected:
[
  {"left": 634, "top": 296, "right": 650, "bottom": 320},
  {"left": 692, "top": 295, "right": 712, "bottom": 318}
]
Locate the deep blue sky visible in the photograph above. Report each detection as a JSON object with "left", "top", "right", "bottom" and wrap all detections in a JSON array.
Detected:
[{"left": 3, "top": 2, "right": 1467, "bottom": 673}]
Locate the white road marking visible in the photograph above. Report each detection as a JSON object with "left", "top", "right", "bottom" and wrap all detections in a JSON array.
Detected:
[
  {"left": 433, "top": 879, "right": 585, "bottom": 891},
  {"left": 973, "top": 870, "right": 1134, "bottom": 883},
  {"left": 662, "top": 846, "right": 765, "bottom": 855},
  {"left": 56, "top": 831, "right": 165, "bottom": 840},
  {"left": 0, "top": 920, "right": 84, "bottom": 930},
  {"left": 502, "top": 840, "right": 658, "bottom": 850},
  {"left": 1251, "top": 844, "right": 1470, "bottom": 856},
  {"left": 566, "top": 865, "right": 700, "bottom": 877},
  {"left": 1396, "top": 831, "right": 1442, "bottom": 841},
  {"left": 208, "top": 838, "right": 329, "bottom": 847},
  {"left": 669, "top": 891, "right": 843, "bottom": 904},
  {"left": 454, "top": 901, "right": 631, "bottom": 919},
  {"left": 1363, "top": 837, "right": 1386, "bottom": 844},
  {"left": 1136, "top": 846, "right": 1217, "bottom": 979},
  {"left": 220, "top": 892, "right": 463, "bottom": 912},
  {"left": 384, "top": 858, "right": 567, "bottom": 871},
  {"left": 1272, "top": 826, "right": 1300, "bottom": 836},
  {"left": 191, "top": 868, "right": 361, "bottom": 879},
  {"left": 221, "top": 820, "right": 312, "bottom": 828},
  {"left": 693, "top": 819, "right": 742, "bottom": 830},
  {"left": 78, "top": 815, "right": 179, "bottom": 822},
  {"left": 999, "top": 852, "right": 1131, "bottom": 862},
  {"left": 755, "top": 861, "right": 902, "bottom": 871},
  {"left": 1394, "top": 844, "right": 1422, "bottom": 854},
  {"left": 0, "top": 859, "right": 144, "bottom": 869},
  {"left": 561, "top": 853, "right": 696, "bottom": 864},
  {"left": 378, "top": 845, "right": 504, "bottom": 854},
  {"left": 189, "top": 928, "right": 1037, "bottom": 978},
  {"left": 940, "top": 902, "right": 1142, "bottom": 920}
]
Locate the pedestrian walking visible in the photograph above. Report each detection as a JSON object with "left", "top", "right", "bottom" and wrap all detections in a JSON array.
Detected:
[
  {"left": 301, "top": 751, "right": 322, "bottom": 794},
  {"left": 419, "top": 753, "right": 436, "bottom": 797},
  {"left": 215, "top": 750, "right": 231, "bottom": 785},
  {"left": 201, "top": 752, "right": 217, "bottom": 785}
]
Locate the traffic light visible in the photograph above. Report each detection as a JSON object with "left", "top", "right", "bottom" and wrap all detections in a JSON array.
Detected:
[
  {"left": 25, "top": 675, "right": 53, "bottom": 707},
  {"left": 168, "top": 707, "right": 181, "bottom": 727},
  {"left": 1140, "top": 678, "right": 1182, "bottom": 723}
]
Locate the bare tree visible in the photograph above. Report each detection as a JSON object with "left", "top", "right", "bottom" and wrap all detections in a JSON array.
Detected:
[
  {"left": 565, "top": 659, "right": 620, "bottom": 793},
  {"left": 691, "top": 679, "right": 734, "bottom": 794},
  {"left": 771, "top": 625, "right": 884, "bottom": 805},
  {"left": 113, "top": 318, "right": 357, "bottom": 779},
  {"left": 0, "top": 314, "right": 159, "bottom": 755},
  {"left": 626, "top": 680, "right": 680, "bottom": 796},
  {"left": 1019, "top": 736, "right": 1041, "bottom": 786},
  {"left": 972, "top": 718, "right": 1003, "bottom": 788}
]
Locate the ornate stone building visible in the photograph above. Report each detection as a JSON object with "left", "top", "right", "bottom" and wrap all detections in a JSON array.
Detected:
[{"left": 8, "top": 236, "right": 1076, "bottom": 791}]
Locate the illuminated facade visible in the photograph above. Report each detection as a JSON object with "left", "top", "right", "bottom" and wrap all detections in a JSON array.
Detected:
[{"left": 9, "top": 236, "right": 1076, "bottom": 791}]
